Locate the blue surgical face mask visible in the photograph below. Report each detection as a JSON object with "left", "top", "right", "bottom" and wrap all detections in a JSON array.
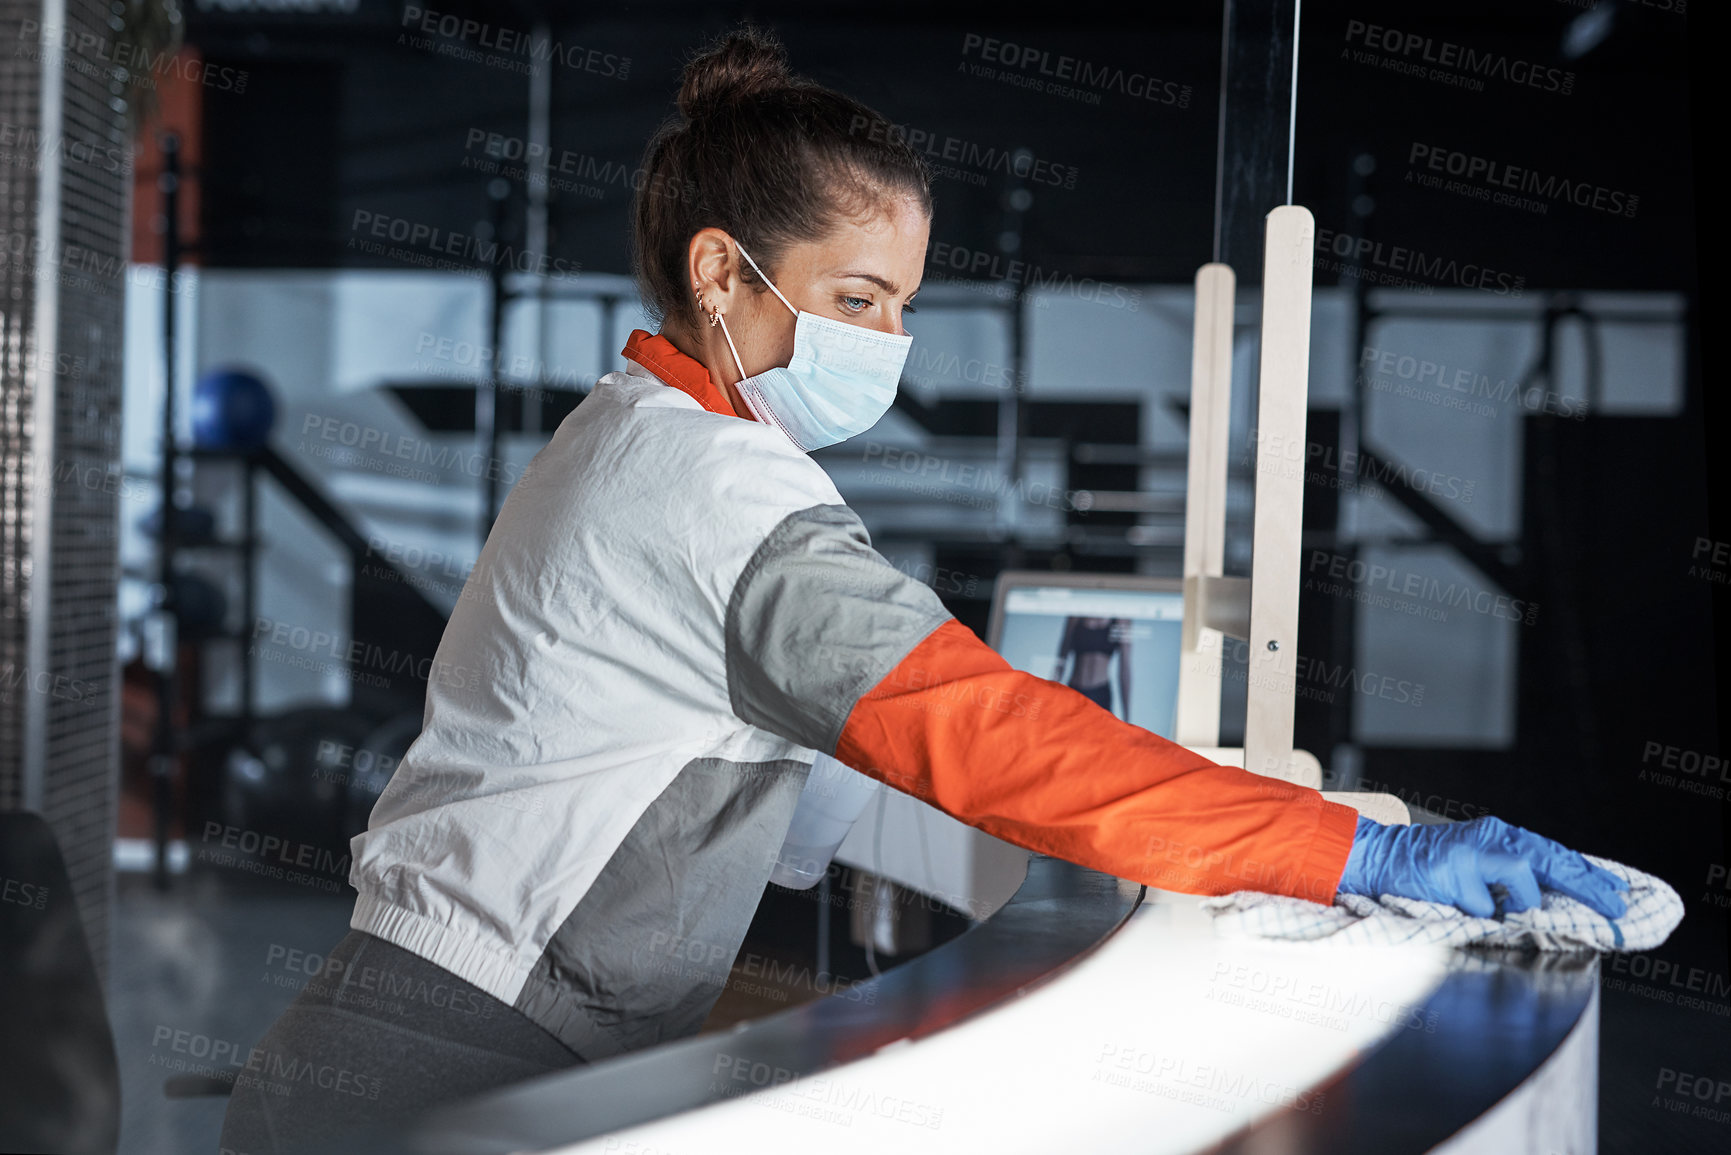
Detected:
[{"left": 713, "top": 240, "right": 912, "bottom": 452}]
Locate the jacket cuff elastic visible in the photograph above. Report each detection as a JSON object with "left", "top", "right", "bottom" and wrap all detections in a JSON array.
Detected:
[{"left": 1292, "top": 800, "right": 1362, "bottom": 905}]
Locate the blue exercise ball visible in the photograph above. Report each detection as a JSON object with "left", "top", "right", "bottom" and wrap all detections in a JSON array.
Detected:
[{"left": 192, "top": 367, "right": 276, "bottom": 451}]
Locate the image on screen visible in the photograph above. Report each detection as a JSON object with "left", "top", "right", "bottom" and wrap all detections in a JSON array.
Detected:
[{"left": 995, "top": 585, "right": 1185, "bottom": 740}]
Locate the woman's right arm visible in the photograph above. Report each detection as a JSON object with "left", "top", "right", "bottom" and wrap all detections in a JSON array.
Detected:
[{"left": 722, "top": 502, "right": 1358, "bottom": 904}]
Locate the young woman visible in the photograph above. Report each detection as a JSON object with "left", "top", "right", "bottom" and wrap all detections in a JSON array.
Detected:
[{"left": 222, "top": 26, "right": 1625, "bottom": 1153}]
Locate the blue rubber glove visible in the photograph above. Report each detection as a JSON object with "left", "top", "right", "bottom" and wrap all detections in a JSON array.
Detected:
[{"left": 1336, "top": 815, "right": 1629, "bottom": 920}]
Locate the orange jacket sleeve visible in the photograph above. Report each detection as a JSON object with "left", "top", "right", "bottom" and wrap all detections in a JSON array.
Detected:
[{"left": 836, "top": 619, "right": 1359, "bottom": 903}]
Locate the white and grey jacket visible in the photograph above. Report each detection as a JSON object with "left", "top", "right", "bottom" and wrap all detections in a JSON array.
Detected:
[{"left": 346, "top": 333, "right": 951, "bottom": 1059}]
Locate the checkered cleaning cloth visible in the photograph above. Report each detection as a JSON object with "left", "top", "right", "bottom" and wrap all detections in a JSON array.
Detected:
[{"left": 1200, "top": 855, "right": 1681, "bottom": 951}]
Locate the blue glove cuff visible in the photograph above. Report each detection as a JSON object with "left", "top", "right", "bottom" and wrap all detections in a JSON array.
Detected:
[{"left": 1335, "top": 814, "right": 1384, "bottom": 897}]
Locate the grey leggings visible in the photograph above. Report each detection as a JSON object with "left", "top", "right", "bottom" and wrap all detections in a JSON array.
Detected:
[{"left": 218, "top": 929, "right": 584, "bottom": 1155}]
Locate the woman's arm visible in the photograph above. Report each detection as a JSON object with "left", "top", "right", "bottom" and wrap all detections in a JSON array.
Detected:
[
  {"left": 834, "top": 619, "right": 1355, "bottom": 902},
  {"left": 722, "top": 504, "right": 1357, "bottom": 903}
]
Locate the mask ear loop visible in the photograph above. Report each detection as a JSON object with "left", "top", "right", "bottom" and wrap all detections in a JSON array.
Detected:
[
  {"left": 716, "top": 238, "right": 797, "bottom": 387},
  {"left": 714, "top": 308, "right": 749, "bottom": 383},
  {"left": 734, "top": 240, "right": 798, "bottom": 316}
]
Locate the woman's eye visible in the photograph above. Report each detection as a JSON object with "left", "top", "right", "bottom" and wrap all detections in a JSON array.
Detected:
[
  {"left": 903, "top": 302, "right": 918, "bottom": 315},
  {"left": 841, "top": 296, "right": 871, "bottom": 312}
]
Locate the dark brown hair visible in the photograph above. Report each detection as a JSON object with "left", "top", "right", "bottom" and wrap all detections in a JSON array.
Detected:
[{"left": 631, "top": 25, "right": 933, "bottom": 331}]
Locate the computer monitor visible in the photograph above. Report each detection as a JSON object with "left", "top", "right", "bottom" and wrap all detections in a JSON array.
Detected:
[{"left": 986, "top": 572, "right": 1186, "bottom": 740}]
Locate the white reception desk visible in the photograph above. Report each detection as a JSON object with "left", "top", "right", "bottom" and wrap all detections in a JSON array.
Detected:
[{"left": 343, "top": 849, "right": 1601, "bottom": 1155}]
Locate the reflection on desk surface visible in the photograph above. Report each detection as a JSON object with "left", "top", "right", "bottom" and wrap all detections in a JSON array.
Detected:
[{"left": 545, "top": 887, "right": 1458, "bottom": 1155}]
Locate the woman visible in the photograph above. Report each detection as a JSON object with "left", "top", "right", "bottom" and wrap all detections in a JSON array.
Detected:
[
  {"left": 1057, "top": 616, "right": 1133, "bottom": 722},
  {"left": 222, "top": 26, "right": 1626, "bottom": 1153}
]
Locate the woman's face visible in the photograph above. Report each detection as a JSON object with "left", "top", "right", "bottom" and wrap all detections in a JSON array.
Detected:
[{"left": 685, "top": 196, "right": 929, "bottom": 408}]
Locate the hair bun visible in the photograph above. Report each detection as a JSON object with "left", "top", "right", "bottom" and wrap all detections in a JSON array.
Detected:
[{"left": 677, "top": 27, "right": 794, "bottom": 119}]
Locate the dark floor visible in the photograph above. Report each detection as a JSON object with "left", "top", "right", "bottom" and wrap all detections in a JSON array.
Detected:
[
  {"left": 108, "top": 867, "right": 1731, "bottom": 1155},
  {"left": 110, "top": 870, "right": 355, "bottom": 1155}
]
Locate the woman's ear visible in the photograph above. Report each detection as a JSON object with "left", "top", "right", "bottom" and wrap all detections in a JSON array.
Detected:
[{"left": 687, "top": 227, "right": 741, "bottom": 313}]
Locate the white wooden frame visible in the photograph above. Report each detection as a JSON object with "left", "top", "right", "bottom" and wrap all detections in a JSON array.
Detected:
[{"left": 1175, "top": 206, "right": 1408, "bottom": 822}]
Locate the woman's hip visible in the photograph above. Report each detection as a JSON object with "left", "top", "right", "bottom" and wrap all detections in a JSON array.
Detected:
[{"left": 218, "top": 929, "right": 583, "bottom": 1154}]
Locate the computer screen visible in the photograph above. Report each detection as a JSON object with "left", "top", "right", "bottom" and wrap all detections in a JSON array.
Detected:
[{"left": 987, "top": 575, "right": 1186, "bottom": 740}]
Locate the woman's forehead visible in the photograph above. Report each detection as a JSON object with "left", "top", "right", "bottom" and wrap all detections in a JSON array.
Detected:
[{"left": 783, "top": 206, "right": 929, "bottom": 287}]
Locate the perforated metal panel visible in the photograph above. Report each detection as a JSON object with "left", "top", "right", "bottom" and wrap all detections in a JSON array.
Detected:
[{"left": 0, "top": 0, "right": 129, "bottom": 985}]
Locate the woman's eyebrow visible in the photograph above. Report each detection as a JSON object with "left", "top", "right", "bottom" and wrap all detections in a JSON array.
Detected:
[{"left": 834, "top": 271, "right": 900, "bottom": 294}]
